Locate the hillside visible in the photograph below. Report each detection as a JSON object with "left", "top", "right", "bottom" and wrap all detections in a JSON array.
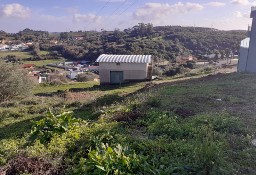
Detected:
[
  {"left": 0, "top": 73, "right": 256, "bottom": 174},
  {"left": 0, "top": 24, "right": 247, "bottom": 62}
]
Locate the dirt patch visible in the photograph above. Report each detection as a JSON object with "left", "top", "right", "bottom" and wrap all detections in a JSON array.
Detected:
[{"left": 0, "top": 155, "right": 62, "bottom": 175}]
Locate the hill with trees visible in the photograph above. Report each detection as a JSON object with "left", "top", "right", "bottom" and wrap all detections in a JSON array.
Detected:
[{"left": 1, "top": 24, "right": 246, "bottom": 62}]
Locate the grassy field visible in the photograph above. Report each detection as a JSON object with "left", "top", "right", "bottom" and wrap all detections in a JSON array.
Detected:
[
  {"left": 0, "top": 73, "right": 256, "bottom": 174},
  {"left": 33, "top": 81, "right": 99, "bottom": 94},
  {"left": 0, "top": 51, "right": 51, "bottom": 59},
  {"left": 0, "top": 51, "right": 32, "bottom": 59},
  {"left": 33, "top": 81, "right": 146, "bottom": 95},
  {"left": 23, "top": 58, "right": 64, "bottom": 67}
]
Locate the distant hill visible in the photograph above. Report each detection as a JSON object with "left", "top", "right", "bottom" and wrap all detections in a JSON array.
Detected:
[{"left": 1, "top": 24, "right": 247, "bottom": 61}]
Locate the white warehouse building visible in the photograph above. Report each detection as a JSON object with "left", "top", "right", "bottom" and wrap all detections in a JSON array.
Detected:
[{"left": 96, "top": 54, "right": 153, "bottom": 85}]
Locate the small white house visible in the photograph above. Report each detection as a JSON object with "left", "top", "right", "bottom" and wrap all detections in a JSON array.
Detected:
[
  {"left": 39, "top": 76, "right": 47, "bottom": 83},
  {"left": 0, "top": 44, "right": 9, "bottom": 50},
  {"left": 96, "top": 54, "right": 153, "bottom": 85},
  {"left": 67, "top": 71, "right": 83, "bottom": 80}
]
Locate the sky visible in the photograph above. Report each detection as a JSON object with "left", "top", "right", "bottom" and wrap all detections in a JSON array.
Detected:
[{"left": 0, "top": 0, "right": 256, "bottom": 33}]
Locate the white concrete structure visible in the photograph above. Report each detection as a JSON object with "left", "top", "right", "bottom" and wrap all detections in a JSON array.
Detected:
[
  {"left": 96, "top": 54, "right": 153, "bottom": 85},
  {"left": 238, "top": 38, "right": 250, "bottom": 71},
  {"left": 39, "top": 76, "right": 47, "bottom": 83},
  {"left": 68, "top": 71, "right": 83, "bottom": 80},
  {"left": 238, "top": 7, "right": 256, "bottom": 72}
]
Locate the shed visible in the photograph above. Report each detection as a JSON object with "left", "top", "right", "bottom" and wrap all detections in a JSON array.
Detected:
[{"left": 96, "top": 54, "right": 153, "bottom": 85}]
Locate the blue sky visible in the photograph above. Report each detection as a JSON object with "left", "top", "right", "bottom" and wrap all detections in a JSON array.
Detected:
[{"left": 0, "top": 0, "right": 255, "bottom": 32}]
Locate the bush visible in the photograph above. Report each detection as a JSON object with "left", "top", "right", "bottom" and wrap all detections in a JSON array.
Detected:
[
  {"left": 47, "top": 74, "right": 68, "bottom": 85},
  {"left": 73, "top": 143, "right": 140, "bottom": 175},
  {"left": 30, "top": 109, "right": 80, "bottom": 144},
  {"left": 77, "top": 72, "right": 98, "bottom": 82},
  {"left": 0, "top": 61, "right": 33, "bottom": 102}
]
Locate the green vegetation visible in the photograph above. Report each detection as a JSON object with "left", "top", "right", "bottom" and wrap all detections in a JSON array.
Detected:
[
  {"left": 0, "top": 51, "right": 32, "bottom": 59},
  {"left": 23, "top": 58, "right": 64, "bottom": 67},
  {"left": 0, "top": 24, "right": 246, "bottom": 62},
  {"left": 33, "top": 81, "right": 145, "bottom": 95},
  {"left": 0, "top": 61, "right": 33, "bottom": 102},
  {"left": 0, "top": 73, "right": 256, "bottom": 174}
]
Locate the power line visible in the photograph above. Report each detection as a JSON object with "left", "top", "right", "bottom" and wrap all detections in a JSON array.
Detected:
[
  {"left": 95, "top": 0, "right": 112, "bottom": 16},
  {"left": 108, "top": 0, "right": 138, "bottom": 28},
  {"left": 96, "top": 0, "right": 129, "bottom": 30},
  {"left": 85, "top": 0, "right": 112, "bottom": 31}
]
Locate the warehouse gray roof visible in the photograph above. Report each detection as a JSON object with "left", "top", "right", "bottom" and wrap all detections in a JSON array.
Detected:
[{"left": 96, "top": 54, "right": 152, "bottom": 63}]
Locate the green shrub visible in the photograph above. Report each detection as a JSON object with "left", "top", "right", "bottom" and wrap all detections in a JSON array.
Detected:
[
  {"left": 145, "top": 96, "right": 161, "bottom": 107},
  {"left": 0, "top": 109, "right": 23, "bottom": 119},
  {"left": 77, "top": 72, "right": 98, "bottom": 82},
  {"left": 0, "top": 61, "right": 33, "bottom": 102},
  {"left": 30, "top": 109, "right": 81, "bottom": 144},
  {"left": 73, "top": 143, "right": 140, "bottom": 175}
]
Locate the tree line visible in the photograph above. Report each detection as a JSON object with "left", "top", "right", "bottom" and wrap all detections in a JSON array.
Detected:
[{"left": 0, "top": 24, "right": 247, "bottom": 62}]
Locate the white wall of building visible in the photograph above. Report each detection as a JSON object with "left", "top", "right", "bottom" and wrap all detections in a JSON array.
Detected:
[
  {"left": 99, "top": 62, "right": 148, "bottom": 84},
  {"left": 245, "top": 16, "right": 256, "bottom": 72},
  {"left": 238, "top": 47, "right": 249, "bottom": 72}
]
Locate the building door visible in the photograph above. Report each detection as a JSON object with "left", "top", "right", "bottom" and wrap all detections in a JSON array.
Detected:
[{"left": 110, "top": 71, "right": 123, "bottom": 84}]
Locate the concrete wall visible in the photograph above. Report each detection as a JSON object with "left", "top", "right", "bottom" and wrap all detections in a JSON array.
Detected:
[
  {"left": 99, "top": 62, "right": 149, "bottom": 84},
  {"left": 246, "top": 18, "right": 256, "bottom": 72},
  {"left": 238, "top": 47, "right": 249, "bottom": 72}
]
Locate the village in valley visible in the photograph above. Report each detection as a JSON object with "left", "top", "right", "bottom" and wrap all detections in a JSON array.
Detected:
[
  {"left": 1, "top": 1, "right": 256, "bottom": 175},
  {"left": 0, "top": 27, "right": 239, "bottom": 86}
]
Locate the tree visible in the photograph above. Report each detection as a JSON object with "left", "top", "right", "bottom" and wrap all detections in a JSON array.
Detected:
[
  {"left": 225, "top": 48, "right": 231, "bottom": 58},
  {"left": 220, "top": 50, "right": 225, "bottom": 59},
  {"left": 0, "top": 61, "right": 33, "bottom": 102},
  {"left": 60, "top": 32, "right": 70, "bottom": 40},
  {"left": 32, "top": 43, "right": 40, "bottom": 56}
]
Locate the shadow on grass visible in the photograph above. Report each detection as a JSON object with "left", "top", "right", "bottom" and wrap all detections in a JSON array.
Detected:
[
  {"left": 72, "top": 94, "right": 124, "bottom": 121},
  {"left": 0, "top": 116, "right": 42, "bottom": 140},
  {"left": 34, "top": 82, "right": 141, "bottom": 97}
]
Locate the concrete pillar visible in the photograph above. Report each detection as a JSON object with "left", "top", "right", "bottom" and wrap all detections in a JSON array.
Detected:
[{"left": 246, "top": 7, "right": 256, "bottom": 72}]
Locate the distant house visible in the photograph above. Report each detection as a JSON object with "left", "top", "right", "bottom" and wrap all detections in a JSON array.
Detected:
[
  {"left": 67, "top": 71, "right": 83, "bottom": 80},
  {"left": 74, "top": 36, "right": 84, "bottom": 40},
  {"left": 39, "top": 76, "right": 47, "bottom": 83},
  {"left": 88, "top": 66, "right": 99, "bottom": 72},
  {"left": 96, "top": 54, "right": 153, "bottom": 85},
  {"left": 0, "top": 44, "right": 9, "bottom": 50}
]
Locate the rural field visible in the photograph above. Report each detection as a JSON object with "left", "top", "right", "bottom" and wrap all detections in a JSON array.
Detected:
[{"left": 0, "top": 72, "right": 256, "bottom": 174}]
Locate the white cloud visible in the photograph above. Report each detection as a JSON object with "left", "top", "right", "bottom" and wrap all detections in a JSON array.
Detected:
[
  {"left": 53, "top": 6, "right": 79, "bottom": 14},
  {"left": 134, "top": 2, "right": 204, "bottom": 21},
  {"left": 40, "top": 14, "right": 67, "bottom": 21},
  {"left": 0, "top": 3, "right": 31, "bottom": 19},
  {"left": 230, "top": 0, "right": 250, "bottom": 6},
  {"left": 73, "top": 13, "right": 102, "bottom": 23},
  {"left": 206, "top": 2, "right": 226, "bottom": 7},
  {"left": 234, "top": 11, "right": 250, "bottom": 18}
]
